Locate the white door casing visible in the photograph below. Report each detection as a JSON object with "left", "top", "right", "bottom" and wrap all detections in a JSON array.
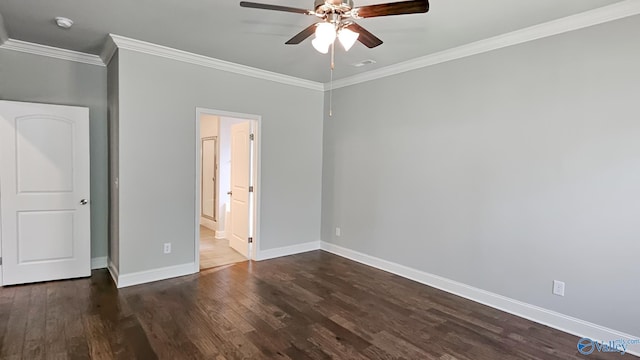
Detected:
[
  {"left": 0, "top": 101, "right": 91, "bottom": 286},
  {"left": 228, "top": 122, "right": 251, "bottom": 258}
]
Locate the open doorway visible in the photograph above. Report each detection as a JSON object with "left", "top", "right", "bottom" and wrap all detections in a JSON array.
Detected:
[{"left": 195, "top": 108, "right": 260, "bottom": 271}]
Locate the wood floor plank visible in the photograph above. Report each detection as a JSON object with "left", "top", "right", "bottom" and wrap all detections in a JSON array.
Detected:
[
  {"left": 306, "top": 323, "right": 371, "bottom": 360},
  {"left": 0, "top": 250, "right": 630, "bottom": 360},
  {"left": 0, "top": 286, "right": 31, "bottom": 358},
  {"left": 370, "top": 330, "right": 437, "bottom": 359},
  {"left": 22, "top": 283, "right": 47, "bottom": 360},
  {"left": 44, "top": 282, "right": 70, "bottom": 359},
  {"left": 0, "top": 285, "right": 16, "bottom": 357}
]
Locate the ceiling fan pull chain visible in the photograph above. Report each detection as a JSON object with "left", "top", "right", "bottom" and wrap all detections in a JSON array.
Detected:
[
  {"left": 330, "top": 40, "right": 335, "bottom": 71},
  {"left": 329, "top": 68, "right": 333, "bottom": 117},
  {"left": 329, "top": 42, "right": 335, "bottom": 117}
]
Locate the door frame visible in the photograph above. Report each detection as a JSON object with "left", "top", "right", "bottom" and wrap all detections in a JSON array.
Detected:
[{"left": 194, "top": 107, "right": 261, "bottom": 271}]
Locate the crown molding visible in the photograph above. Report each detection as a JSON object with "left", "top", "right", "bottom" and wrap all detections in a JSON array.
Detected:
[
  {"left": 0, "top": 39, "right": 104, "bottom": 66},
  {"left": 108, "top": 34, "right": 324, "bottom": 91},
  {"left": 100, "top": 35, "right": 118, "bottom": 65},
  {"left": 2, "top": 0, "right": 636, "bottom": 91},
  {"left": 328, "top": 0, "right": 640, "bottom": 90}
]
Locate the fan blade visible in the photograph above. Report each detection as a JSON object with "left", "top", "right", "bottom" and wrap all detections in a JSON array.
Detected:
[
  {"left": 348, "top": 23, "right": 383, "bottom": 48},
  {"left": 285, "top": 24, "right": 317, "bottom": 44},
  {"left": 354, "top": 0, "right": 429, "bottom": 18},
  {"left": 239, "top": 1, "right": 312, "bottom": 15}
]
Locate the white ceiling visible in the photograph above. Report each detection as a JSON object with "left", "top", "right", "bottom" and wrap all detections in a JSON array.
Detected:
[{"left": 0, "top": 0, "right": 626, "bottom": 82}]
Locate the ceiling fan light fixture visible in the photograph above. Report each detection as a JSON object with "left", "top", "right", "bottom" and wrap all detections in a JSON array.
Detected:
[
  {"left": 315, "top": 22, "right": 336, "bottom": 44},
  {"left": 338, "top": 27, "right": 359, "bottom": 51},
  {"left": 312, "top": 37, "right": 330, "bottom": 54}
]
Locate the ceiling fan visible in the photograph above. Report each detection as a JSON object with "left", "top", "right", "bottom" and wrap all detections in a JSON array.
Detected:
[{"left": 239, "top": 0, "right": 430, "bottom": 53}]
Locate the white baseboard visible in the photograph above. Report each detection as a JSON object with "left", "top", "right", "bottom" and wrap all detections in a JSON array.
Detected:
[
  {"left": 200, "top": 217, "right": 216, "bottom": 231},
  {"left": 107, "top": 260, "right": 119, "bottom": 287},
  {"left": 320, "top": 241, "right": 640, "bottom": 357},
  {"left": 256, "top": 241, "right": 320, "bottom": 261},
  {"left": 91, "top": 256, "right": 108, "bottom": 269},
  {"left": 115, "top": 262, "right": 196, "bottom": 288},
  {"left": 215, "top": 230, "right": 226, "bottom": 239}
]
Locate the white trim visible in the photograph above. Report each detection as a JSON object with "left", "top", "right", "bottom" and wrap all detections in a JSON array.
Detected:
[
  {"left": 215, "top": 230, "right": 226, "bottom": 240},
  {"left": 256, "top": 241, "right": 320, "bottom": 261},
  {"left": 0, "top": 39, "right": 105, "bottom": 67},
  {"left": 194, "top": 109, "right": 201, "bottom": 272},
  {"left": 91, "top": 256, "right": 108, "bottom": 269},
  {"left": 107, "top": 260, "right": 119, "bottom": 287},
  {"left": 109, "top": 34, "right": 324, "bottom": 91},
  {"left": 115, "top": 262, "right": 196, "bottom": 288},
  {"left": 328, "top": 0, "right": 640, "bottom": 90},
  {"left": 199, "top": 217, "right": 216, "bottom": 231},
  {"left": 320, "top": 241, "right": 640, "bottom": 357},
  {"left": 100, "top": 35, "right": 118, "bottom": 65},
  {"left": 249, "top": 118, "right": 260, "bottom": 261}
]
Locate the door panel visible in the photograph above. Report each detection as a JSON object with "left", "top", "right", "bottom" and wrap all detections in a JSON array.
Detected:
[
  {"left": 0, "top": 100, "right": 91, "bottom": 286},
  {"left": 229, "top": 122, "right": 251, "bottom": 258},
  {"left": 17, "top": 117, "right": 74, "bottom": 193},
  {"left": 18, "top": 211, "right": 74, "bottom": 262}
]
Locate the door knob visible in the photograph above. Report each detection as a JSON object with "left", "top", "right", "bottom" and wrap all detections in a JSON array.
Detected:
[
  {"left": 227, "top": 191, "right": 232, "bottom": 196},
  {"left": 80, "top": 199, "right": 88, "bottom": 205}
]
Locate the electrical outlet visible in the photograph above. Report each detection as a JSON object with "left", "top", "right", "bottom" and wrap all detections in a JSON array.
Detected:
[
  {"left": 335, "top": 227, "right": 341, "bottom": 237},
  {"left": 163, "top": 243, "right": 171, "bottom": 254},
  {"left": 553, "top": 280, "right": 565, "bottom": 296}
]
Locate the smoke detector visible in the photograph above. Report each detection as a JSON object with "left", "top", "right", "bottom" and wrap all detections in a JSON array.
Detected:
[{"left": 55, "top": 17, "right": 74, "bottom": 29}]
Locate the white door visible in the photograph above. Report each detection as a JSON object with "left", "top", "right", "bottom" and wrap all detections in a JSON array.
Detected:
[
  {"left": 0, "top": 101, "right": 91, "bottom": 286},
  {"left": 228, "top": 122, "right": 251, "bottom": 257}
]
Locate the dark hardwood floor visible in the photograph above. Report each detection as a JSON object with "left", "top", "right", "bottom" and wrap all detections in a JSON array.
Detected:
[{"left": 0, "top": 251, "right": 626, "bottom": 359}]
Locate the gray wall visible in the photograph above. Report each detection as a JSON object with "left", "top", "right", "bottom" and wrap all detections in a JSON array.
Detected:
[
  {"left": 0, "top": 48, "right": 109, "bottom": 260},
  {"left": 321, "top": 15, "right": 640, "bottom": 337},
  {"left": 116, "top": 49, "right": 323, "bottom": 274},
  {"left": 0, "top": 13, "right": 7, "bottom": 45}
]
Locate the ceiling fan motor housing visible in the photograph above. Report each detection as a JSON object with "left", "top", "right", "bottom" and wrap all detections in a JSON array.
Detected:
[{"left": 315, "top": 0, "right": 354, "bottom": 16}]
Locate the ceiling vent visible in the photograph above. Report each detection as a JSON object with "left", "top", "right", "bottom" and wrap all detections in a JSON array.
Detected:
[{"left": 352, "top": 59, "right": 376, "bottom": 67}]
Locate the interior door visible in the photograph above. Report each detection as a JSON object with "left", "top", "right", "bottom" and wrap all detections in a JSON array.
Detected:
[
  {"left": 228, "top": 122, "right": 251, "bottom": 258},
  {"left": 0, "top": 100, "right": 91, "bottom": 286}
]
